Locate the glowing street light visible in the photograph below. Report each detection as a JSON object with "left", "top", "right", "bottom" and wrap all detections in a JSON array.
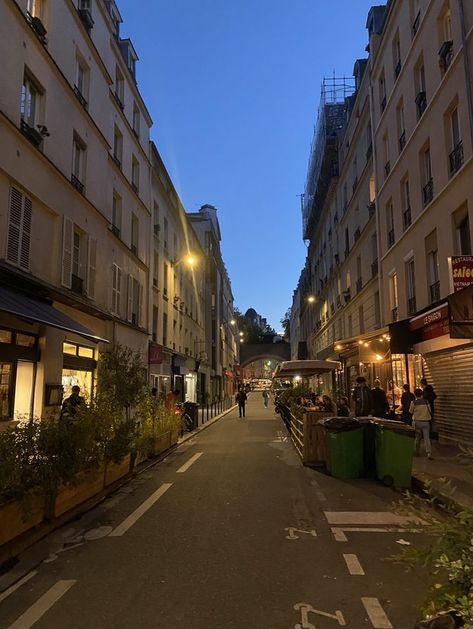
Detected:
[{"left": 307, "top": 295, "right": 316, "bottom": 303}]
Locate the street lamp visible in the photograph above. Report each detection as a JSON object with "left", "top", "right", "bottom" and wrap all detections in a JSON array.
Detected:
[{"left": 307, "top": 295, "right": 316, "bottom": 303}]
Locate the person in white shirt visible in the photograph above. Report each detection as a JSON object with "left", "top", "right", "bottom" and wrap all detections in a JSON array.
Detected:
[{"left": 409, "top": 388, "right": 432, "bottom": 459}]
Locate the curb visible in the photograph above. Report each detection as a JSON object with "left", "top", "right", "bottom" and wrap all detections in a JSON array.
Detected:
[
  {"left": 411, "top": 472, "right": 472, "bottom": 513},
  {"left": 0, "top": 404, "right": 236, "bottom": 591}
]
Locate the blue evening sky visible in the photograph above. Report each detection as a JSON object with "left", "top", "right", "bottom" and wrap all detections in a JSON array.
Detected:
[{"left": 118, "top": 0, "right": 377, "bottom": 331}]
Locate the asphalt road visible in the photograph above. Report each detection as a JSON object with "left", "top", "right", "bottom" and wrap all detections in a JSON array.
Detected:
[{"left": 0, "top": 396, "right": 430, "bottom": 629}]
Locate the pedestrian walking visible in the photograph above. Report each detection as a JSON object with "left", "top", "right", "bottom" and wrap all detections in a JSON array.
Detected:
[
  {"left": 352, "top": 376, "right": 372, "bottom": 417},
  {"left": 165, "top": 389, "right": 180, "bottom": 412},
  {"left": 410, "top": 388, "right": 433, "bottom": 459},
  {"left": 421, "top": 378, "right": 437, "bottom": 437},
  {"left": 370, "top": 379, "right": 389, "bottom": 418},
  {"left": 400, "top": 384, "right": 415, "bottom": 425},
  {"left": 235, "top": 387, "right": 247, "bottom": 418},
  {"left": 262, "top": 389, "right": 269, "bottom": 408}
]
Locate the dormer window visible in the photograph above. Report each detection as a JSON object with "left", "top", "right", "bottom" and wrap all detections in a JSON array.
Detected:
[
  {"left": 118, "top": 38, "right": 138, "bottom": 80},
  {"left": 105, "top": 0, "right": 122, "bottom": 38}
]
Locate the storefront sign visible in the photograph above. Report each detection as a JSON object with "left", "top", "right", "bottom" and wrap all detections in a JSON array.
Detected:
[
  {"left": 449, "top": 255, "right": 473, "bottom": 291},
  {"left": 148, "top": 343, "right": 164, "bottom": 365},
  {"left": 409, "top": 303, "right": 449, "bottom": 331}
]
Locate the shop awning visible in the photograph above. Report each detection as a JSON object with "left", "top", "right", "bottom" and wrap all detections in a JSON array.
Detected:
[
  {"left": 0, "top": 286, "right": 108, "bottom": 343},
  {"left": 273, "top": 360, "right": 342, "bottom": 378}
]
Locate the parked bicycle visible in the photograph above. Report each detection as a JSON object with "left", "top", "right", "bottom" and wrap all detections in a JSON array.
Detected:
[{"left": 175, "top": 402, "right": 194, "bottom": 434}]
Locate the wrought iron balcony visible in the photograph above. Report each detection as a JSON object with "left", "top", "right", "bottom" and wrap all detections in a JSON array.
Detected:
[
  {"left": 354, "top": 227, "right": 361, "bottom": 242},
  {"left": 407, "top": 296, "right": 417, "bottom": 315},
  {"left": 131, "top": 182, "right": 138, "bottom": 194},
  {"left": 352, "top": 177, "right": 358, "bottom": 193},
  {"left": 73, "top": 85, "right": 87, "bottom": 108},
  {"left": 416, "top": 91, "right": 427, "bottom": 119},
  {"left": 422, "top": 178, "right": 434, "bottom": 206},
  {"left": 366, "top": 143, "right": 373, "bottom": 161},
  {"left": 394, "top": 59, "right": 401, "bottom": 79},
  {"left": 387, "top": 228, "right": 395, "bottom": 248},
  {"left": 71, "top": 274, "right": 84, "bottom": 295},
  {"left": 402, "top": 206, "right": 412, "bottom": 230},
  {"left": 381, "top": 95, "right": 386, "bottom": 112},
  {"left": 449, "top": 141, "right": 464, "bottom": 176},
  {"left": 368, "top": 201, "right": 376, "bottom": 218},
  {"left": 20, "top": 119, "right": 43, "bottom": 147},
  {"left": 391, "top": 307, "right": 398, "bottom": 322},
  {"left": 356, "top": 278, "right": 363, "bottom": 293},
  {"left": 398, "top": 130, "right": 406, "bottom": 153},
  {"left": 112, "top": 154, "right": 121, "bottom": 169},
  {"left": 438, "top": 40, "right": 453, "bottom": 73},
  {"left": 71, "top": 173, "right": 84, "bottom": 193},
  {"left": 430, "top": 281, "right": 440, "bottom": 303}
]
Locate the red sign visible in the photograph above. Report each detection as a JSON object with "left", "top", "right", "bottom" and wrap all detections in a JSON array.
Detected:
[
  {"left": 409, "top": 303, "right": 449, "bottom": 331},
  {"left": 451, "top": 256, "right": 473, "bottom": 291},
  {"left": 148, "top": 343, "right": 163, "bottom": 364}
]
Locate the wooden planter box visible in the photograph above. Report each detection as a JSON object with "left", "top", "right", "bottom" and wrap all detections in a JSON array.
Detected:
[
  {"left": 54, "top": 467, "right": 105, "bottom": 518},
  {"left": 0, "top": 495, "right": 45, "bottom": 547},
  {"left": 302, "top": 411, "right": 333, "bottom": 466},
  {"left": 170, "top": 429, "right": 179, "bottom": 446},
  {"left": 104, "top": 454, "right": 132, "bottom": 486}
]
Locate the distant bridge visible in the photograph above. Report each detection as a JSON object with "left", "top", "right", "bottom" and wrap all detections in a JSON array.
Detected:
[{"left": 239, "top": 342, "right": 290, "bottom": 368}]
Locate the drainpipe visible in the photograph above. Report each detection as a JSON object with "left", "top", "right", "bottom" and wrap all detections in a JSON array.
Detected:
[{"left": 458, "top": 0, "right": 473, "bottom": 149}]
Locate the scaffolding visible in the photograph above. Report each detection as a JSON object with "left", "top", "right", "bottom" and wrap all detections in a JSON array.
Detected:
[{"left": 302, "top": 76, "right": 355, "bottom": 240}]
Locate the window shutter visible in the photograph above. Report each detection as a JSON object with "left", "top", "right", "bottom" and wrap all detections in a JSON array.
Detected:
[
  {"left": 7, "top": 186, "right": 31, "bottom": 270},
  {"left": 61, "top": 217, "right": 73, "bottom": 288},
  {"left": 117, "top": 266, "right": 122, "bottom": 317},
  {"left": 138, "top": 281, "right": 143, "bottom": 327},
  {"left": 86, "top": 236, "right": 97, "bottom": 299},
  {"left": 127, "top": 274, "right": 133, "bottom": 322}
]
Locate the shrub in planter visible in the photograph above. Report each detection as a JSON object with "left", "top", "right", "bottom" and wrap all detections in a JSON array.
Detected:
[{"left": 135, "top": 395, "right": 180, "bottom": 459}]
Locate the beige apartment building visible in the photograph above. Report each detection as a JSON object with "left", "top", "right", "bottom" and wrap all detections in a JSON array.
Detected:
[
  {"left": 0, "top": 0, "right": 237, "bottom": 421},
  {"left": 370, "top": 0, "right": 473, "bottom": 443}
]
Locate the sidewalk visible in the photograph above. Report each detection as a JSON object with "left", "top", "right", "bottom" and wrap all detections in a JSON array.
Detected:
[{"left": 411, "top": 441, "right": 473, "bottom": 509}]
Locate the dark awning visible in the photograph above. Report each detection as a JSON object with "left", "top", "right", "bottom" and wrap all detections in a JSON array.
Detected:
[{"left": 0, "top": 286, "right": 108, "bottom": 343}]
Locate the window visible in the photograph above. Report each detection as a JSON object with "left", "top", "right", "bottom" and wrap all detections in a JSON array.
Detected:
[
  {"left": 415, "top": 61, "right": 427, "bottom": 119},
  {"left": 152, "top": 307, "right": 158, "bottom": 342},
  {"left": 163, "top": 262, "right": 168, "bottom": 296},
  {"left": 390, "top": 273, "right": 399, "bottom": 320},
  {"left": 112, "top": 192, "right": 121, "bottom": 235},
  {"left": 406, "top": 259, "right": 416, "bottom": 314},
  {"left": 347, "top": 314, "right": 353, "bottom": 337},
  {"left": 173, "top": 233, "right": 178, "bottom": 262},
  {"left": 115, "top": 66, "right": 124, "bottom": 108},
  {"left": 6, "top": 186, "right": 32, "bottom": 270},
  {"left": 163, "top": 216, "right": 169, "bottom": 249},
  {"left": 111, "top": 263, "right": 122, "bottom": 315},
  {"left": 131, "top": 156, "right": 139, "bottom": 192},
  {"left": 163, "top": 312, "right": 168, "bottom": 346},
  {"left": 153, "top": 203, "right": 160, "bottom": 236},
  {"left": 401, "top": 178, "right": 411, "bottom": 230},
  {"left": 20, "top": 74, "right": 40, "bottom": 128},
  {"left": 397, "top": 100, "right": 406, "bottom": 152},
  {"left": 422, "top": 145, "right": 433, "bottom": 206},
  {"left": 113, "top": 126, "right": 123, "bottom": 167},
  {"left": 74, "top": 56, "right": 88, "bottom": 106},
  {"left": 383, "top": 133, "right": 390, "bottom": 178},
  {"left": 356, "top": 255, "right": 362, "bottom": 293},
  {"left": 130, "top": 277, "right": 140, "bottom": 325},
  {"left": 72, "top": 228, "right": 81, "bottom": 278},
  {"left": 386, "top": 201, "right": 395, "bottom": 248},
  {"left": 412, "top": 0, "right": 421, "bottom": 35},
  {"left": 131, "top": 213, "right": 138, "bottom": 255},
  {"left": 448, "top": 107, "right": 463, "bottom": 175},
  {"left": 72, "top": 133, "right": 86, "bottom": 191},
  {"left": 453, "top": 208, "right": 472, "bottom": 255},
  {"left": 393, "top": 32, "right": 401, "bottom": 78},
  {"left": 133, "top": 103, "right": 140, "bottom": 137},
  {"left": 359, "top": 305, "right": 365, "bottom": 334},
  {"left": 27, "top": 0, "right": 42, "bottom": 18},
  {"left": 153, "top": 251, "right": 159, "bottom": 287},
  {"left": 379, "top": 71, "right": 386, "bottom": 112}
]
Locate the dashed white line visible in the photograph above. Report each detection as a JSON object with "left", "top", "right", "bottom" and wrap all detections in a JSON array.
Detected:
[
  {"left": 7, "top": 579, "right": 76, "bottom": 629},
  {"left": 109, "top": 483, "right": 173, "bottom": 536},
  {"left": 361, "top": 597, "right": 393, "bottom": 629},
  {"left": 176, "top": 452, "right": 203, "bottom": 473},
  {"left": 0, "top": 571, "right": 37, "bottom": 604},
  {"left": 343, "top": 554, "right": 365, "bottom": 575}
]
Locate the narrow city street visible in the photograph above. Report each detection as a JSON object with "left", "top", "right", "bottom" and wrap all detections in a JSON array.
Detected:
[{"left": 0, "top": 396, "right": 430, "bottom": 629}]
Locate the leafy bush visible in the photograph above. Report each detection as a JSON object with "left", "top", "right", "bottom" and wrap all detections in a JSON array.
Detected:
[
  {"left": 393, "top": 448, "right": 473, "bottom": 628},
  {"left": 134, "top": 394, "right": 180, "bottom": 458}
]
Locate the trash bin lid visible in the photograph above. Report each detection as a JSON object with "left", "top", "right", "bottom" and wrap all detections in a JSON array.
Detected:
[{"left": 323, "top": 416, "right": 361, "bottom": 432}]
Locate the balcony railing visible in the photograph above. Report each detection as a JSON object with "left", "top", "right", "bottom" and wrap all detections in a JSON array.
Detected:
[
  {"left": 449, "top": 141, "right": 464, "bottom": 176},
  {"left": 112, "top": 154, "right": 121, "bottom": 169},
  {"left": 394, "top": 59, "right": 401, "bottom": 79},
  {"left": 371, "top": 259, "right": 378, "bottom": 277},
  {"left": 384, "top": 161, "right": 391, "bottom": 178},
  {"left": 407, "top": 296, "right": 417, "bottom": 315},
  {"left": 20, "top": 119, "right": 43, "bottom": 147},
  {"left": 352, "top": 177, "right": 358, "bottom": 193},
  {"left": 344, "top": 247, "right": 350, "bottom": 259},
  {"left": 387, "top": 228, "right": 395, "bottom": 248},
  {"left": 422, "top": 178, "right": 434, "bottom": 206},
  {"left": 368, "top": 201, "right": 376, "bottom": 218},
  {"left": 416, "top": 91, "right": 427, "bottom": 119},
  {"left": 110, "top": 224, "right": 120, "bottom": 238},
  {"left": 430, "top": 281, "right": 440, "bottom": 303},
  {"left": 412, "top": 10, "right": 420, "bottom": 36},
  {"left": 73, "top": 85, "right": 87, "bottom": 108},
  {"left": 398, "top": 130, "right": 406, "bottom": 153},
  {"left": 381, "top": 95, "right": 386, "bottom": 112},
  {"left": 402, "top": 206, "right": 412, "bottom": 230},
  {"left": 392, "top": 306, "right": 398, "bottom": 322},
  {"left": 114, "top": 91, "right": 124, "bottom": 110},
  {"left": 356, "top": 278, "right": 363, "bottom": 293},
  {"left": 71, "top": 173, "right": 84, "bottom": 193},
  {"left": 439, "top": 40, "right": 453, "bottom": 73},
  {"left": 131, "top": 182, "right": 138, "bottom": 194}
]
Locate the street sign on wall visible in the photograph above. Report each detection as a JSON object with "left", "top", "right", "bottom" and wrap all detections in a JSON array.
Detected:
[{"left": 449, "top": 255, "right": 473, "bottom": 292}]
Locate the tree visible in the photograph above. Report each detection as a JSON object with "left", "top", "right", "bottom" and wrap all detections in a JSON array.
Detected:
[{"left": 280, "top": 308, "right": 291, "bottom": 341}]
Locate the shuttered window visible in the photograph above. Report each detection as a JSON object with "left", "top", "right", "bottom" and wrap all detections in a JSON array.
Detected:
[
  {"left": 111, "top": 264, "right": 121, "bottom": 316},
  {"left": 126, "top": 274, "right": 142, "bottom": 326},
  {"left": 7, "top": 186, "right": 32, "bottom": 270},
  {"left": 86, "top": 236, "right": 97, "bottom": 299},
  {"left": 61, "top": 217, "right": 73, "bottom": 288}
]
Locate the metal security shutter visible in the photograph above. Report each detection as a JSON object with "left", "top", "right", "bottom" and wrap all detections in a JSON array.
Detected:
[{"left": 423, "top": 345, "right": 473, "bottom": 445}]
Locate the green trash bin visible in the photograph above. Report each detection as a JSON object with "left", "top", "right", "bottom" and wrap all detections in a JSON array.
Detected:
[
  {"left": 374, "top": 421, "right": 415, "bottom": 488},
  {"left": 324, "top": 417, "right": 364, "bottom": 479}
]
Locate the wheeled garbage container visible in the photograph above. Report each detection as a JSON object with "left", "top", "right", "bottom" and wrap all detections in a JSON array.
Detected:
[
  {"left": 183, "top": 402, "right": 199, "bottom": 429},
  {"left": 374, "top": 419, "right": 415, "bottom": 488},
  {"left": 324, "top": 417, "right": 364, "bottom": 479}
]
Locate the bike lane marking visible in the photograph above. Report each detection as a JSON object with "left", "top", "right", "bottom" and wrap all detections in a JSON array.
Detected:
[
  {"left": 324, "top": 511, "right": 419, "bottom": 525},
  {"left": 0, "top": 572, "right": 37, "bottom": 605},
  {"left": 176, "top": 452, "right": 203, "bottom": 473},
  {"left": 109, "top": 483, "right": 173, "bottom": 536},
  {"left": 361, "top": 597, "right": 393, "bottom": 629},
  {"left": 342, "top": 553, "right": 365, "bottom": 575},
  {"left": 6, "top": 580, "right": 76, "bottom": 629}
]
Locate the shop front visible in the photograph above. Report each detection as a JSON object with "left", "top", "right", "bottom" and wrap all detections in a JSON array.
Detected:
[{"left": 148, "top": 342, "right": 172, "bottom": 397}]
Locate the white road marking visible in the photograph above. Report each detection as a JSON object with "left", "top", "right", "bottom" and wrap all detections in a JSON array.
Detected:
[
  {"left": 325, "top": 511, "right": 419, "bottom": 525},
  {"left": 110, "top": 483, "right": 173, "bottom": 536},
  {"left": 331, "top": 526, "right": 422, "bottom": 542},
  {"left": 343, "top": 553, "right": 365, "bottom": 575},
  {"left": 176, "top": 452, "right": 203, "bottom": 473},
  {"left": 361, "top": 597, "right": 393, "bottom": 629},
  {"left": 294, "top": 602, "right": 346, "bottom": 628},
  {"left": 7, "top": 580, "right": 76, "bottom": 629},
  {"left": 285, "top": 527, "right": 317, "bottom": 540},
  {"left": 0, "top": 572, "right": 37, "bottom": 604}
]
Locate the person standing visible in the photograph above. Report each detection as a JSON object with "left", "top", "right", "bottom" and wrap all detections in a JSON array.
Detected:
[
  {"left": 400, "top": 384, "right": 415, "bottom": 425},
  {"left": 165, "top": 389, "right": 180, "bottom": 412},
  {"left": 421, "top": 378, "right": 437, "bottom": 420},
  {"left": 236, "top": 387, "right": 248, "bottom": 418},
  {"left": 410, "top": 388, "right": 433, "bottom": 459},
  {"left": 337, "top": 396, "right": 351, "bottom": 417},
  {"left": 370, "top": 379, "right": 389, "bottom": 418},
  {"left": 262, "top": 389, "right": 269, "bottom": 408},
  {"left": 352, "top": 376, "right": 372, "bottom": 417}
]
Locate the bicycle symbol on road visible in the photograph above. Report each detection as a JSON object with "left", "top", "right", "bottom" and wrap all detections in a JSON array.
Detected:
[
  {"left": 285, "top": 527, "right": 317, "bottom": 540},
  {"left": 294, "top": 602, "right": 346, "bottom": 628}
]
